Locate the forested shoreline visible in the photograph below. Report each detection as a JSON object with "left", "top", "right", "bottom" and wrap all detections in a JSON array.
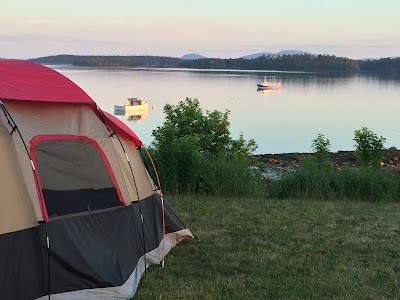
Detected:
[{"left": 29, "top": 54, "right": 400, "bottom": 73}]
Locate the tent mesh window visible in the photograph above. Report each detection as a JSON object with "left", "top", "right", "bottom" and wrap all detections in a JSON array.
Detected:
[{"left": 33, "top": 139, "right": 123, "bottom": 218}]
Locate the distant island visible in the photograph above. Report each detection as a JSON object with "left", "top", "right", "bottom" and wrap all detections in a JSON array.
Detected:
[
  {"left": 29, "top": 52, "right": 400, "bottom": 73},
  {"left": 180, "top": 53, "right": 207, "bottom": 60},
  {"left": 240, "top": 50, "right": 315, "bottom": 59}
]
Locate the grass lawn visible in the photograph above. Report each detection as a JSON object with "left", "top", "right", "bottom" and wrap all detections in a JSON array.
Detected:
[{"left": 134, "top": 197, "right": 400, "bottom": 299}]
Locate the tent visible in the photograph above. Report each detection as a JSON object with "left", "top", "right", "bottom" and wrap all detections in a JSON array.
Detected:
[{"left": 0, "top": 59, "right": 193, "bottom": 299}]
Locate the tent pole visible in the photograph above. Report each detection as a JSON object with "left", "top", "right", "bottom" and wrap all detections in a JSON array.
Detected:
[
  {"left": 0, "top": 100, "right": 51, "bottom": 299},
  {"left": 143, "top": 146, "right": 166, "bottom": 267},
  {"left": 0, "top": 101, "right": 48, "bottom": 219},
  {"left": 96, "top": 106, "right": 148, "bottom": 273},
  {"left": 39, "top": 221, "right": 51, "bottom": 300}
]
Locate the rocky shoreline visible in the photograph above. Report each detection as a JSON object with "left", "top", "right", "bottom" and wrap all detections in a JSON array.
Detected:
[{"left": 255, "top": 147, "right": 400, "bottom": 178}]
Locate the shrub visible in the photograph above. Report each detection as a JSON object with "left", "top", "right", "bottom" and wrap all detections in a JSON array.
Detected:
[
  {"left": 353, "top": 127, "right": 386, "bottom": 167},
  {"left": 311, "top": 133, "right": 331, "bottom": 168},
  {"left": 145, "top": 97, "right": 264, "bottom": 196}
]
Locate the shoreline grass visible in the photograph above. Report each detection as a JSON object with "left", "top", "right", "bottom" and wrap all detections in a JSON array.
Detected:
[
  {"left": 134, "top": 196, "right": 400, "bottom": 299},
  {"left": 267, "top": 159, "right": 400, "bottom": 201}
]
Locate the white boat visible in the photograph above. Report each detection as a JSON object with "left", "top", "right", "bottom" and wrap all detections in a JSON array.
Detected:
[
  {"left": 114, "top": 97, "right": 149, "bottom": 114},
  {"left": 257, "top": 75, "right": 281, "bottom": 89}
]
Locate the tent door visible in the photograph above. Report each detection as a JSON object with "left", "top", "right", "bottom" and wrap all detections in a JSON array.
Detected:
[{"left": 30, "top": 135, "right": 125, "bottom": 219}]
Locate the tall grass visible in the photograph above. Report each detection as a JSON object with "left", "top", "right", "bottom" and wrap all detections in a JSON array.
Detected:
[
  {"left": 196, "top": 155, "right": 263, "bottom": 197},
  {"left": 142, "top": 148, "right": 264, "bottom": 198},
  {"left": 268, "top": 158, "right": 400, "bottom": 201}
]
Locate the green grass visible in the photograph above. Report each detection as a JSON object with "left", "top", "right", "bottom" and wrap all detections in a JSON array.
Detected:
[
  {"left": 267, "top": 159, "right": 400, "bottom": 201},
  {"left": 134, "top": 196, "right": 400, "bottom": 299}
]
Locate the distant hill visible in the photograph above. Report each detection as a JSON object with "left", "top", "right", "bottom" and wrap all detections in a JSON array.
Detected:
[
  {"left": 241, "top": 52, "right": 274, "bottom": 59},
  {"left": 360, "top": 56, "right": 399, "bottom": 61},
  {"left": 181, "top": 53, "right": 207, "bottom": 60},
  {"left": 241, "top": 50, "right": 315, "bottom": 59},
  {"left": 359, "top": 58, "right": 378, "bottom": 61},
  {"left": 277, "top": 50, "right": 315, "bottom": 56}
]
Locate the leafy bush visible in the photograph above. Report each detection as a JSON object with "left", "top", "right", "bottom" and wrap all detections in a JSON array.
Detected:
[
  {"left": 353, "top": 127, "right": 386, "bottom": 167},
  {"left": 145, "top": 97, "right": 264, "bottom": 196},
  {"left": 311, "top": 133, "right": 331, "bottom": 167}
]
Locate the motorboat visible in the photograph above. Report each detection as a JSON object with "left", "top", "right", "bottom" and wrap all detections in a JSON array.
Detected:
[{"left": 114, "top": 97, "right": 149, "bottom": 114}]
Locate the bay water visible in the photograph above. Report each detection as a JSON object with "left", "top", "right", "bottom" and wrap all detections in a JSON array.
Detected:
[{"left": 52, "top": 65, "right": 400, "bottom": 154}]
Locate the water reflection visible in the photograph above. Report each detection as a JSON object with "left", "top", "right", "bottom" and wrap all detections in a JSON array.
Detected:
[
  {"left": 257, "top": 88, "right": 281, "bottom": 95},
  {"left": 114, "top": 108, "right": 149, "bottom": 122},
  {"left": 126, "top": 109, "right": 149, "bottom": 122}
]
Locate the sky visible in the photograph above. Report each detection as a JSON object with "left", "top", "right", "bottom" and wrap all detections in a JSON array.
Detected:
[{"left": 1, "top": 0, "right": 400, "bottom": 60}]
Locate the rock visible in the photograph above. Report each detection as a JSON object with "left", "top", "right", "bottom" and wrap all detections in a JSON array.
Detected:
[
  {"left": 254, "top": 148, "right": 400, "bottom": 177},
  {"left": 293, "top": 154, "right": 305, "bottom": 161}
]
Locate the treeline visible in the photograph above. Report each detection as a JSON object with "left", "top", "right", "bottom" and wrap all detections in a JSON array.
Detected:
[
  {"left": 75, "top": 56, "right": 181, "bottom": 68},
  {"left": 30, "top": 54, "right": 400, "bottom": 73},
  {"left": 359, "top": 57, "right": 400, "bottom": 72},
  {"left": 29, "top": 55, "right": 81, "bottom": 64},
  {"left": 179, "top": 54, "right": 360, "bottom": 72},
  {"left": 30, "top": 55, "right": 181, "bottom": 68}
]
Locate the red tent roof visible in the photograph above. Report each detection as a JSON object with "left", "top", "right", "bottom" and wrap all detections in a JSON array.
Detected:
[
  {"left": 0, "top": 59, "right": 142, "bottom": 146},
  {"left": 0, "top": 59, "right": 94, "bottom": 103},
  {"left": 103, "top": 112, "right": 142, "bottom": 147}
]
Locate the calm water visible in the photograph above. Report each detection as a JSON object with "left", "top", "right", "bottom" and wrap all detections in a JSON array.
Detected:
[{"left": 52, "top": 65, "right": 400, "bottom": 154}]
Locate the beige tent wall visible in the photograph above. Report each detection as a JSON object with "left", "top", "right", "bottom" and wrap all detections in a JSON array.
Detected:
[
  {"left": 111, "top": 134, "right": 154, "bottom": 202},
  {"left": 2, "top": 100, "right": 151, "bottom": 220},
  {"left": 0, "top": 113, "right": 38, "bottom": 234}
]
